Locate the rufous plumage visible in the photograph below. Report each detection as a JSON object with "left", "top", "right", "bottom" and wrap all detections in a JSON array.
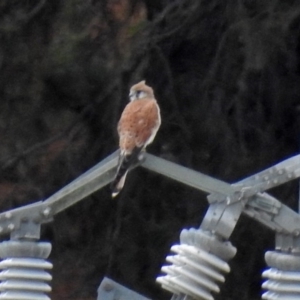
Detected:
[{"left": 111, "top": 80, "right": 161, "bottom": 197}]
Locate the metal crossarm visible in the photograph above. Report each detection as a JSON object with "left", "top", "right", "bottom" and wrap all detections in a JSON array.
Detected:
[
  {"left": 236, "top": 154, "right": 300, "bottom": 197},
  {"left": 141, "top": 153, "right": 236, "bottom": 196},
  {"left": 208, "top": 154, "right": 300, "bottom": 203},
  {"left": 141, "top": 153, "right": 300, "bottom": 235},
  {"left": 239, "top": 154, "right": 300, "bottom": 186},
  {"left": 43, "top": 150, "right": 119, "bottom": 215},
  {"left": 0, "top": 151, "right": 299, "bottom": 237},
  {"left": 0, "top": 150, "right": 119, "bottom": 236},
  {"left": 142, "top": 153, "right": 300, "bottom": 204},
  {"left": 0, "top": 149, "right": 298, "bottom": 300}
]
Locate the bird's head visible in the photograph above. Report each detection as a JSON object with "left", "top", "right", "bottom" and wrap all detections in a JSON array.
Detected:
[{"left": 129, "top": 80, "right": 155, "bottom": 101}]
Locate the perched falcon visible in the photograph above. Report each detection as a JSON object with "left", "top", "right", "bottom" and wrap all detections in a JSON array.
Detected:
[{"left": 111, "top": 80, "right": 161, "bottom": 197}]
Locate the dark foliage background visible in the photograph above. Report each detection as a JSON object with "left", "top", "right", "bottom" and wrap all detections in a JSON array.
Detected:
[{"left": 0, "top": 0, "right": 300, "bottom": 299}]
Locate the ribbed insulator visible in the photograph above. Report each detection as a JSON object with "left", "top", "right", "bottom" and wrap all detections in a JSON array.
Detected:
[
  {"left": 0, "top": 258, "right": 52, "bottom": 300},
  {"left": 157, "top": 228, "right": 236, "bottom": 300},
  {"left": 0, "top": 241, "right": 52, "bottom": 300},
  {"left": 262, "top": 251, "right": 300, "bottom": 300},
  {"left": 157, "top": 244, "right": 229, "bottom": 300}
]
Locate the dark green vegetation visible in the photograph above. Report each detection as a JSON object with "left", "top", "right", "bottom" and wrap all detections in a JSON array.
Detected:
[{"left": 0, "top": 0, "right": 300, "bottom": 299}]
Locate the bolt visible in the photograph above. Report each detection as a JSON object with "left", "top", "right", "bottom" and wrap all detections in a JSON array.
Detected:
[
  {"left": 103, "top": 282, "right": 114, "bottom": 292},
  {"left": 42, "top": 207, "right": 51, "bottom": 217},
  {"left": 294, "top": 230, "right": 300, "bottom": 236},
  {"left": 226, "top": 196, "right": 231, "bottom": 205},
  {"left": 7, "top": 224, "right": 14, "bottom": 231},
  {"left": 5, "top": 212, "right": 12, "bottom": 219},
  {"left": 138, "top": 153, "right": 145, "bottom": 161}
]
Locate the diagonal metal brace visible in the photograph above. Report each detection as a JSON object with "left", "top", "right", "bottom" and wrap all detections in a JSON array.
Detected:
[
  {"left": 0, "top": 150, "right": 120, "bottom": 237},
  {"left": 207, "top": 154, "right": 300, "bottom": 204},
  {"left": 141, "top": 153, "right": 300, "bottom": 235},
  {"left": 43, "top": 150, "right": 119, "bottom": 215},
  {"left": 141, "top": 153, "right": 238, "bottom": 197}
]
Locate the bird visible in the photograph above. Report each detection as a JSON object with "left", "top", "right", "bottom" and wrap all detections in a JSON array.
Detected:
[{"left": 111, "top": 80, "right": 161, "bottom": 197}]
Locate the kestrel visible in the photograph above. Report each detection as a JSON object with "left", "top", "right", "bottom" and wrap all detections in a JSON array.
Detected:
[{"left": 111, "top": 80, "right": 161, "bottom": 197}]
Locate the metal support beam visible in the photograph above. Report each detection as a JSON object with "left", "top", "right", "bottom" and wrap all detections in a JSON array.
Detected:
[
  {"left": 142, "top": 153, "right": 300, "bottom": 236},
  {"left": 141, "top": 154, "right": 236, "bottom": 196},
  {"left": 0, "top": 151, "right": 119, "bottom": 237},
  {"left": 0, "top": 151, "right": 298, "bottom": 239},
  {"left": 0, "top": 150, "right": 297, "bottom": 300},
  {"left": 44, "top": 150, "right": 119, "bottom": 215},
  {"left": 97, "top": 277, "right": 151, "bottom": 300}
]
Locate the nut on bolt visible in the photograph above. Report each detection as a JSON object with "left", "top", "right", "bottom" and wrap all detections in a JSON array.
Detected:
[
  {"left": 5, "top": 212, "right": 12, "bottom": 219},
  {"left": 8, "top": 223, "right": 15, "bottom": 231},
  {"left": 42, "top": 207, "right": 51, "bottom": 217},
  {"left": 103, "top": 282, "right": 114, "bottom": 292},
  {"left": 293, "top": 230, "right": 300, "bottom": 236}
]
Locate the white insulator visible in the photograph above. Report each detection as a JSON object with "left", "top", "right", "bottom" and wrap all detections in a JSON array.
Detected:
[
  {"left": 262, "top": 258, "right": 300, "bottom": 300},
  {"left": 262, "top": 270, "right": 300, "bottom": 300},
  {"left": 0, "top": 290, "right": 50, "bottom": 300},
  {"left": 171, "top": 245, "right": 230, "bottom": 273},
  {"left": 166, "top": 254, "right": 225, "bottom": 283},
  {"left": 0, "top": 258, "right": 52, "bottom": 270},
  {"left": 0, "top": 242, "right": 52, "bottom": 300},
  {"left": 0, "top": 269, "right": 51, "bottom": 281},
  {"left": 262, "top": 280, "right": 300, "bottom": 293},
  {"left": 156, "top": 275, "right": 183, "bottom": 295},
  {"left": 168, "top": 275, "right": 214, "bottom": 300},
  {"left": 262, "top": 290, "right": 300, "bottom": 300},
  {"left": 162, "top": 265, "right": 220, "bottom": 293},
  {"left": 263, "top": 268, "right": 300, "bottom": 281},
  {"left": 157, "top": 244, "right": 231, "bottom": 300}
]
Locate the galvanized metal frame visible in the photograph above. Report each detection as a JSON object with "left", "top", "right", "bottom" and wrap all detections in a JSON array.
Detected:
[
  {"left": 0, "top": 152, "right": 299, "bottom": 240},
  {"left": 0, "top": 150, "right": 299, "bottom": 300}
]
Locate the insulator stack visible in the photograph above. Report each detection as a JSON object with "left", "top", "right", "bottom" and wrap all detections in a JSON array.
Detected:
[
  {"left": 156, "top": 228, "right": 236, "bottom": 300},
  {"left": 262, "top": 251, "right": 300, "bottom": 300},
  {"left": 0, "top": 241, "right": 52, "bottom": 300}
]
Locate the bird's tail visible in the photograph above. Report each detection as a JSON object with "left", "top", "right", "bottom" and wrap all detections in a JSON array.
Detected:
[{"left": 111, "top": 147, "right": 142, "bottom": 197}]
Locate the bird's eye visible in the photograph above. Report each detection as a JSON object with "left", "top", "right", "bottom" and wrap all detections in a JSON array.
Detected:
[
  {"left": 129, "top": 90, "right": 145, "bottom": 101},
  {"left": 136, "top": 90, "right": 146, "bottom": 99}
]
